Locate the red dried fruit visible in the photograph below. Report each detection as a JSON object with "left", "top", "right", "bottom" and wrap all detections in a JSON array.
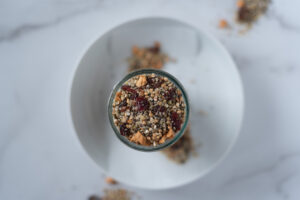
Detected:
[
  {"left": 171, "top": 111, "right": 182, "bottom": 131},
  {"left": 120, "top": 123, "right": 130, "bottom": 136},
  {"left": 121, "top": 85, "right": 137, "bottom": 94},
  {"left": 121, "top": 85, "right": 138, "bottom": 100},
  {"left": 152, "top": 105, "right": 166, "bottom": 114},
  {"left": 147, "top": 77, "right": 164, "bottom": 89},
  {"left": 159, "top": 106, "right": 166, "bottom": 112},
  {"left": 165, "top": 88, "right": 177, "bottom": 101},
  {"left": 136, "top": 97, "right": 149, "bottom": 111}
]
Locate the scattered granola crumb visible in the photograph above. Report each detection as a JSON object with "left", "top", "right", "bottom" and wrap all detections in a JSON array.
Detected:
[
  {"left": 105, "top": 177, "right": 117, "bottom": 185},
  {"left": 127, "top": 42, "right": 170, "bottom": 72},
  {"left": 219, "top": 0, "right": 270, "bottom": 32},
  {"left": 219, "top": 19, "right": 229, "bottom": 29},
  {"left": 161, "top": 125, "right": 195, "bottom": 164},
  {"left": 102, "top": 189, "right": 131, "bottom": 200},
  {"left": 236, "top": 0, "right": 270, "bottom": 25},
  {"left": 89, "top": 189, "right": 132, "bottom": 200}
]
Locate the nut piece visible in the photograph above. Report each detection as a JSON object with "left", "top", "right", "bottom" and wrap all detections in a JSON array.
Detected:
[
  {"left": 136, "top": 75, "right": 147, "bottom": 87},
  {"left": 159, "top": 135, "right": 167, "bottom": 144},
  {"left": 105, "top": 177, "right": 117, "bottom": 184},
  {"left": 159, "top": 127, "right": 175, "bottom": 144},
  {"left": 130, "top": 131, "right": 148, "bottom": 145},
  {"left": 166, "top": 126, "right": 175, "bottom": 139},
  {"left": 115, "top": 91, "right": 122, "bottom": 102}
]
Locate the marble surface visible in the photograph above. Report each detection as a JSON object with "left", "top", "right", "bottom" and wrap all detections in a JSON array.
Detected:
[{"left": 1, "top": 0, "right": 300, "bottom": 199}]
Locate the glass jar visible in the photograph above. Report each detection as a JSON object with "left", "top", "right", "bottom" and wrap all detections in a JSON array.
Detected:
[{"left": 108, "top": 69, "right": 190, "bottom": 151}]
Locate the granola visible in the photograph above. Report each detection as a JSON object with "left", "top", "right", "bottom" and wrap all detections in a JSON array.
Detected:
[
  {"left": 236, "top": 0, "right": 271, "bottom": 25},
  {"left": 125, "top": 43, "right": 195, "bottom": 163},
  {"left": 112, "top": 73, "right": 186, "bottom": 146},
  {"left": 127, "top": 42, "right": 169, "bottom": 72}
]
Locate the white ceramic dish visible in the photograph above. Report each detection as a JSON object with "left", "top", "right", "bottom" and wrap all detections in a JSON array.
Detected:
[{"left": 70, "top": 17, "right": 244, "bottom": 189}]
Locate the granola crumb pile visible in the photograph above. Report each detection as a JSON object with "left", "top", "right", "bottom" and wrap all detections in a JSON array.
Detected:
[
  {"left": 127, "top": 42, "right": 170, "bottom": 72},
  {"left": 218, "top": 0, "right": 271, "bottom": 32},
  {"left": 112, "top": 73, "right": 186, "bottom": 146},
  {"left": 125, "top": 42, "right": 195, "bottom": 163},
  {"left": 236, "top": 0, "right": 271, "bottom": 25},
  {"left": 161, "top": 125, "right": 194, "bottom": 164},
  {"left": 89, "top": 189, "right": 131, "bottom": 200}
]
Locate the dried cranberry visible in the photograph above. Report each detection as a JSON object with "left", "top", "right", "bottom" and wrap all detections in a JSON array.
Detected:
[
  {"left": 121, "top": 85, "right": 138, "bottom": 100},
  {"left": 120, "top": 123, "right": 130, "bottom": 136},
  {"left": 152, "top": 105, "right": 166, "bottom": 114},
  {"left": 147, "top": 77, "right": 154, "bottom": 85},
  {"left": 171, "top": 111, "right": 182, "bottom": 131},
  {"left": 159, "top": 106, "right": 166, "bottom": 112},
  {"left": 165, "top": 88, "right": 177, "bottom": 101},
  {"left": 121, "top": 85, "right": 137, "bottom": 94},
  {"left": 147, "top": 77, "right": 164, "bottom": 89},
  {"left": 136, "top": 97, "right": 149, "bottom": 111}
]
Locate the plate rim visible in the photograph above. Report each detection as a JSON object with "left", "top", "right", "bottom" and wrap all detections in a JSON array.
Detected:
[{"left": 69, "top": 16, "right": 245, "bottom": 190}]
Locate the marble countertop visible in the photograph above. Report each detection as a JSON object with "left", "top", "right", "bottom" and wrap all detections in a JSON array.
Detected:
[{"left": 1, "top": 0, "right": 300, "bottom": 199}]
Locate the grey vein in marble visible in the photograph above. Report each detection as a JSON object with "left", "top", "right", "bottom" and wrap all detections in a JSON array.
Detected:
[
  {"left": 275, "top": 173, "right": 296, "bottom": 200},
  {"left": 223, "top": 152, "right": 300, "bottom": 186},
  {"left": 267, "top": 9, "right": 300, "bottom": 32},
  {"left": 0, "top": 0, "right": 104, "bottom": 42}
]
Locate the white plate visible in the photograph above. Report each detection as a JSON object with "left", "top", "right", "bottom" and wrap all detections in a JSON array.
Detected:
[{"left": 70, "top": 17, "right": 244, "bottom": 189}]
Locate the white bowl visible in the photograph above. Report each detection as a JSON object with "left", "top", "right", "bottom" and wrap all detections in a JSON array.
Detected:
[{"left": 70, "top": 17, "right": 244, "bottom": 189}]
